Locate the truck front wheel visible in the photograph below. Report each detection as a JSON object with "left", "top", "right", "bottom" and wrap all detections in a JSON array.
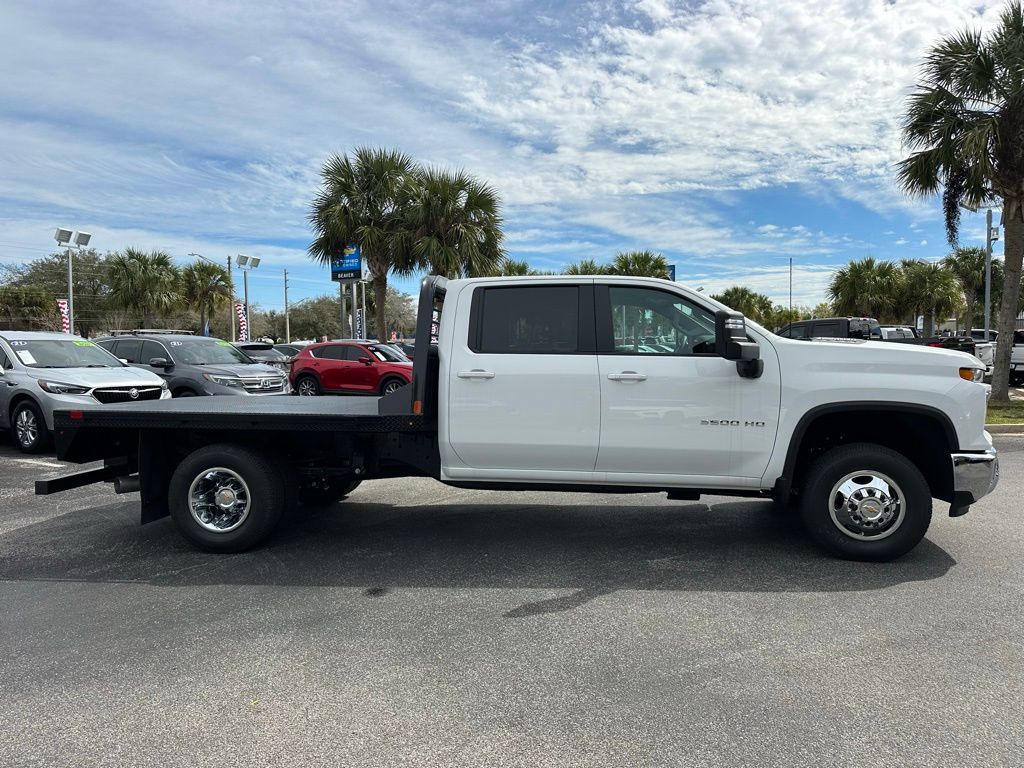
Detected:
[
  {"left": 168, "top": 444, "right": 286, "bottom": 552},
  {"left": 799, "top": 443, "right": 932, "bottom": 562}
]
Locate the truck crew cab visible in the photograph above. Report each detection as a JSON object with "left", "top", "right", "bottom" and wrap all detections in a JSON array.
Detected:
[{"left": 37, "top": 275, "right": 999, "bottom": 562}]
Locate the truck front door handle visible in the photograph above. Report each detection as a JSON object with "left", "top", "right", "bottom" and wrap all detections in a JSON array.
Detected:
[
  {"left": 457, "top": 369, "right": 495, "bottom": 380},
  {"left": 607, "top": 371, "right": 647, "bottom": 381}
]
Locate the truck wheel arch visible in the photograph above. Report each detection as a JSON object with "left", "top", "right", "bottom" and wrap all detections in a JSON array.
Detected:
[{"left": 781, "top": 403, "right": 958, "bottom": 503}]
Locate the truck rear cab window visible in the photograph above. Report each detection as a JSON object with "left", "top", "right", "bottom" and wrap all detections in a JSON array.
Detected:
[
  {"left": 470, "top": 286, "right": 581, "bottom": 354},
  {"left": 812, "top": 321, "right": 842, "bottom": 338}
]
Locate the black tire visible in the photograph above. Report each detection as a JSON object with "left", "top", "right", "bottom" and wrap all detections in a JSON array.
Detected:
[
  {"left": 295, "top": 374, "right": 320, "bottom": 396},
  {"left": 799, "top": 442, "right": 932, "bottom": 562},
  {"left": 175, "top": 389, "right": 197, "bottom": 398},
  {"left": 299, "top": 478, "right": 361, "bottom": 507},
  {"left": 379, "top": 377, "right": 406, "bottom": 396},
  {"left": 168, "top": 444, "right": 286, "bottom": 553},
  {"left": 11, "top": 400, "right": 51, "bottom": 454}
]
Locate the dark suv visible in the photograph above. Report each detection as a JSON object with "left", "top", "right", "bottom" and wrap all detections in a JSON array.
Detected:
[{"left": 96, "top": 333, "right": 290, "bottom": 397}]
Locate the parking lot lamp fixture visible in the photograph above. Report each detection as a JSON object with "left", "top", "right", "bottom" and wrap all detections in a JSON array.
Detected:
[{"left": 55, "top": 228, "right": 91, "bottom": 334}]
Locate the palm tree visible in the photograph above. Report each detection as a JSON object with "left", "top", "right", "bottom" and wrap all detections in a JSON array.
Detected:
[
  {"left": 710, "top": 286, "right": 774, "bottom": 324},
  {"left": 943, "top": 247, "right": 988, "bottom": 330},
  {"left": 828, "top": 257, "right": 900, "bottom": 319},
  {"left": 107, "top": 248, "right": 181, "bottom": 326},
  {"left": 309, "top": 147, "right": 419, "bottom": 341},
  {"left": 897, "top": 2, "right": 1024, "bottom": 400},
  {"left": 497, "top": 258, "right": 533, "bottom": 276},
  {"left": 564, "top": 259, "right": 609, "bottom": 275},
  {"left": 899, "top": 260, "right": 965, "bottom": 336},
  {"left": 182, "top": 260, "right": 232, "bottom": 334},
  {"left": 401, "top": 166, "right": 505, "bottom": 280},
  {"left": 609, "top": 250, "right": 670, "bottom": 278}
]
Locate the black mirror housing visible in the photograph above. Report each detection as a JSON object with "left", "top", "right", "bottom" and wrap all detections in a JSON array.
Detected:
[
  {"left": 714, "top": 310, "right": 762, "bottom": 378},
  {"left": 148, "top": 357, "right": 171, "bottom": 368}
]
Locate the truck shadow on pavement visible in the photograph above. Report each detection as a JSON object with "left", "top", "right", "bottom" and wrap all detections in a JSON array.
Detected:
[{"left": 0, "top": 495, "right": 957, "bottom": 616}]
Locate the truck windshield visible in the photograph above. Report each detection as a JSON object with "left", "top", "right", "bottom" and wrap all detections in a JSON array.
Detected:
[
  {"left": 173, "top": 340, "right": 256, "bottom": 365},
  {"left": 6, "top": 339, "right": 123, "bottom": 368}
]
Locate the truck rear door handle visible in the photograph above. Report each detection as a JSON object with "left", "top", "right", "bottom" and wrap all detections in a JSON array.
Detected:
[
  {"left": 457, "top": 369, "right": 495, "bottom": 379},
  {"left": 607, "top": 371, "right": 647, "bottom": 381}
]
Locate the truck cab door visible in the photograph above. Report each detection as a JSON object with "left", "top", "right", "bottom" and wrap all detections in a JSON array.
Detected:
[
  {"left": 445, "top": 282, "right": 600, "bottom": 475},
  {"left": 594, "top": 284, "right": 780, "bottom": 483}
]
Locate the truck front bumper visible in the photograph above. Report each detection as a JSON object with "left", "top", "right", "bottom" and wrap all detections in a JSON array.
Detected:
[{"left": 949, "top": 449, "right": 999, "bottom": 516}]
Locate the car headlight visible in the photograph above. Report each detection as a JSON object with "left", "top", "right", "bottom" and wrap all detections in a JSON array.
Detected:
[
  {"left": 37, "top": 379, "right": 90, "bottom": 395},
  {"left": 203, "top": 373, "right": 244, "bottom": 388},
  {"left": 959, "top": 367, "right": 985, "bottom": 383}
]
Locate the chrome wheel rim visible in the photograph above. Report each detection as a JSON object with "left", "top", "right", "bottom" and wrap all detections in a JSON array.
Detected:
[
  {"left": 383, "top": 380, "right": 402, "bottom": 395},
  {"left": 297, "top": 379, "right": 317, "bottom": 396},
  {"left": 187, "top": 467, "right": 251, "bottom": 533},
  {"left": 828, "top": 470, "right": 905, "bottom": 541},
  {"left": 15, "top": 409, "right": 38, "bottom": 447}
]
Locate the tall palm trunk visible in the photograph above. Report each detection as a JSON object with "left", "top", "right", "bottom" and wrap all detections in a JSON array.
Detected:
[
  {"left": 992, "top": 199, "right": 1024, "bottom": 401},
  {"left": 372, "top": 274, "right": 388, "bottom": 341}
]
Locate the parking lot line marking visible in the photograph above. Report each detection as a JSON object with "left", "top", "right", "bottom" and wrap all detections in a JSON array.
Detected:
[{"left": 12, "top": 458, "right": 66, "bottom": 469}]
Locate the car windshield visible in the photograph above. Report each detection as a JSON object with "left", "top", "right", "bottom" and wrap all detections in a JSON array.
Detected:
[
  {"left": 369, "top": 344, "right": 409, "bottom": 362},
  {"left": 5, "top": 339, "right": 123, "bottom": 368},
  {"left": 172, "top": 340, "right": 255, "bottom": 365}
]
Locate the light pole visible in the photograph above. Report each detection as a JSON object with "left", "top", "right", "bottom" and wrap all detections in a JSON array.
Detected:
[
  {"left": 960, "top": 203, "right": 1000, "bottom": 338},
  {"left": 235, "top": 254, "right": 261, "bottom": 340},
  {"left": 54, "top": 228, "right": 92, "bottom": 335}
]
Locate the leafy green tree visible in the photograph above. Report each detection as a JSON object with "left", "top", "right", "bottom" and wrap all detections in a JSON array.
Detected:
[
  {"left": 563, "top": 259, "right": 609, "bottom": 275},
  {"left": 181, "top": 260, "right": 232, "bottom": 334},
  {"left": 401, "top": 166, "right": 505, "bottom": 279},
  {"left": 897, "top": 2, "right": 1024, "bottom": 399},
  {"left": 308, "top": 147, "right": 422, "bottom": 341},
  {"left": 829, "top": 257, "right": 900, "bottom": 319},
  {"left": 0, "top": 285, "right": 55, "bottom": 330},
  {"left": 0, "top": 249, "right": 111, "bottom": 336},
  {"left": 107, "top": 248, "right": 181, "bottom": 327},
  {"left": 710, "top": 286, "right": 774, "bottom": 324},
  {"left": 898, "top": 260, "right": 965, "bottom": 336},
  {"left": 287, "top": 295, "right": 343, "bottom": 341},
  {"left": 609, "top": 250, "right": 670, "bottom": 279},
  {"left": 810, "top": 301, "right": 834, "bottom": 318}
]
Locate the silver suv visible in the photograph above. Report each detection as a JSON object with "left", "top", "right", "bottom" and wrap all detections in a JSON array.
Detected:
[{"left": 0, "top": 331, "right": 170, "bottom": 453}]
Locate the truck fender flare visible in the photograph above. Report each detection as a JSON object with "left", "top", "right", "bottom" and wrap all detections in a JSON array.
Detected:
[{"left": 781, "top": 401, "right": 958, "bottom": 483}]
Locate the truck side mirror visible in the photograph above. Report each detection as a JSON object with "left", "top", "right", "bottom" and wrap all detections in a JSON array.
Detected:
[
  {"left": 714, "top": 310, "right": 763, "bottom": 379},
  {"left": 149, "top": 357, "right": 171, "bottom": 369}
]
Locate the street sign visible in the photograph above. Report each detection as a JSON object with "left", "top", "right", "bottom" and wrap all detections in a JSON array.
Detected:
[{"left": 331, "top": 244, "right": 362, "bottom": 282}]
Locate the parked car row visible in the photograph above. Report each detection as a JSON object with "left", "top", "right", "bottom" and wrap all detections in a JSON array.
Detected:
[{"left": 289, "top": 340, "right": 412, "bottom": 396}]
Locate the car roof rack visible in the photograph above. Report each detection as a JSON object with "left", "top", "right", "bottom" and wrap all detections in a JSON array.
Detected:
[{"left": 108, "top": 329, "right": 195, "bottom": 336}]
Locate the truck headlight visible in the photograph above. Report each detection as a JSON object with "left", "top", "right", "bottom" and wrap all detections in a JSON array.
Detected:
[
  {"left": 202, "top": 374, "right": 243, "bottom": 388},
  {"left": 959, "top": 367, "right": 984, "bottom": 383},
  {"left": 37, "top": 380, "right": 90, "bottom": 395}
]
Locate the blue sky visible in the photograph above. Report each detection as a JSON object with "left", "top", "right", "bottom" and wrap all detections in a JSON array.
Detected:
[{"left": 0, "top": 0, "right": 1008, "bottom": 312}]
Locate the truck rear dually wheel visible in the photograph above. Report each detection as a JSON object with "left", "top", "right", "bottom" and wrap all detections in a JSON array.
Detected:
[
  {"left": 168, "top": 444, "right": 286, "bottom": 552},
  {"left": 799, "top": 443, "right": 932, "bottom": 561}
]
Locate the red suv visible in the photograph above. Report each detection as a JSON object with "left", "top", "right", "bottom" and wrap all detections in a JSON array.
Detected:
[{"left": 290, "top": 341, "right": 412, "bottom": 397}]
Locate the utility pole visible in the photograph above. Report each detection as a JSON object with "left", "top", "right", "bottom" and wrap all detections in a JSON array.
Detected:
[
  {"left": 338, "top": 281, "right": 346, "bottom": 340},
  {"left": 985, "top": 208, "right": 994, "bottom": 339},
  {"left": 789, "top": 257, "right": 793, "bottom": 317},
  {"left": 283, "top": 269, "right": 290, "bottom": 343}
]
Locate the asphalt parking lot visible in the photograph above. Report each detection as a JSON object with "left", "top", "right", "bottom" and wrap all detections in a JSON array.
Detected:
[{"left": 1, "top": 434, "right": 1022, "bottom": 768}]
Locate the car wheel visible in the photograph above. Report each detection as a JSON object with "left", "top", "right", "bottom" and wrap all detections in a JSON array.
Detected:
[
  {"left": 168, "top": 443, "right": 286, "bottom": 553},
  {"left": 799, "top": 442, "right": 932, "bottom": 562},
  {"left": 11, "top": 401, "right": 51, "bottom": 454},
  {"left": 380, "top": 377, "right": 406, "bottom": 396},
  {"left": 175, "top": 389, "right": 197, "bottom": 397},
  {"left": 299, "top": 478, "right": 362, "bottom": 506},
  {"left": 296, "top": 375, "right": 320, "bottom": 396}
]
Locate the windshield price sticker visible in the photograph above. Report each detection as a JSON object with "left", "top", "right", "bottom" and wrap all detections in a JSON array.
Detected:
[
  {"left": 215, "top": 341, "right": 232, "bottom": 347},
  {"left": 16, "top": 350, "right": 36, "bottom": 364},
  {"left": 73, "top": 340, "right": 95, "bottom": 346}
]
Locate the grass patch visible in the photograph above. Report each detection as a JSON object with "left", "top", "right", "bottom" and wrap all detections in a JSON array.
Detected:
[{"left": 986, "top": 400, "right": 1024, "bottom": 425}]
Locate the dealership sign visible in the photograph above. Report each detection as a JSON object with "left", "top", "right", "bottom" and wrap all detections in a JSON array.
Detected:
[{"left": 331, "top": 244, "right": 362, "bottom": 282}]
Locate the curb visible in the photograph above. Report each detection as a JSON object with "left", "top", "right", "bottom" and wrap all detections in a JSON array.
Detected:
[{"left": 986, "top": 424, "right": 1024, "bottom": 434}]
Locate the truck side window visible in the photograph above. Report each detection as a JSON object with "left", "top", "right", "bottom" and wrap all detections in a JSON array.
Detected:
[
  {"left": 607, "top": 286, "right": 717, "bottom": 355},
  {"left": 473, "top": 286, "right": 579, "bottom": 354},
  {"left": 812, "top": 322, "right": 841, "bottom": 338}
]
